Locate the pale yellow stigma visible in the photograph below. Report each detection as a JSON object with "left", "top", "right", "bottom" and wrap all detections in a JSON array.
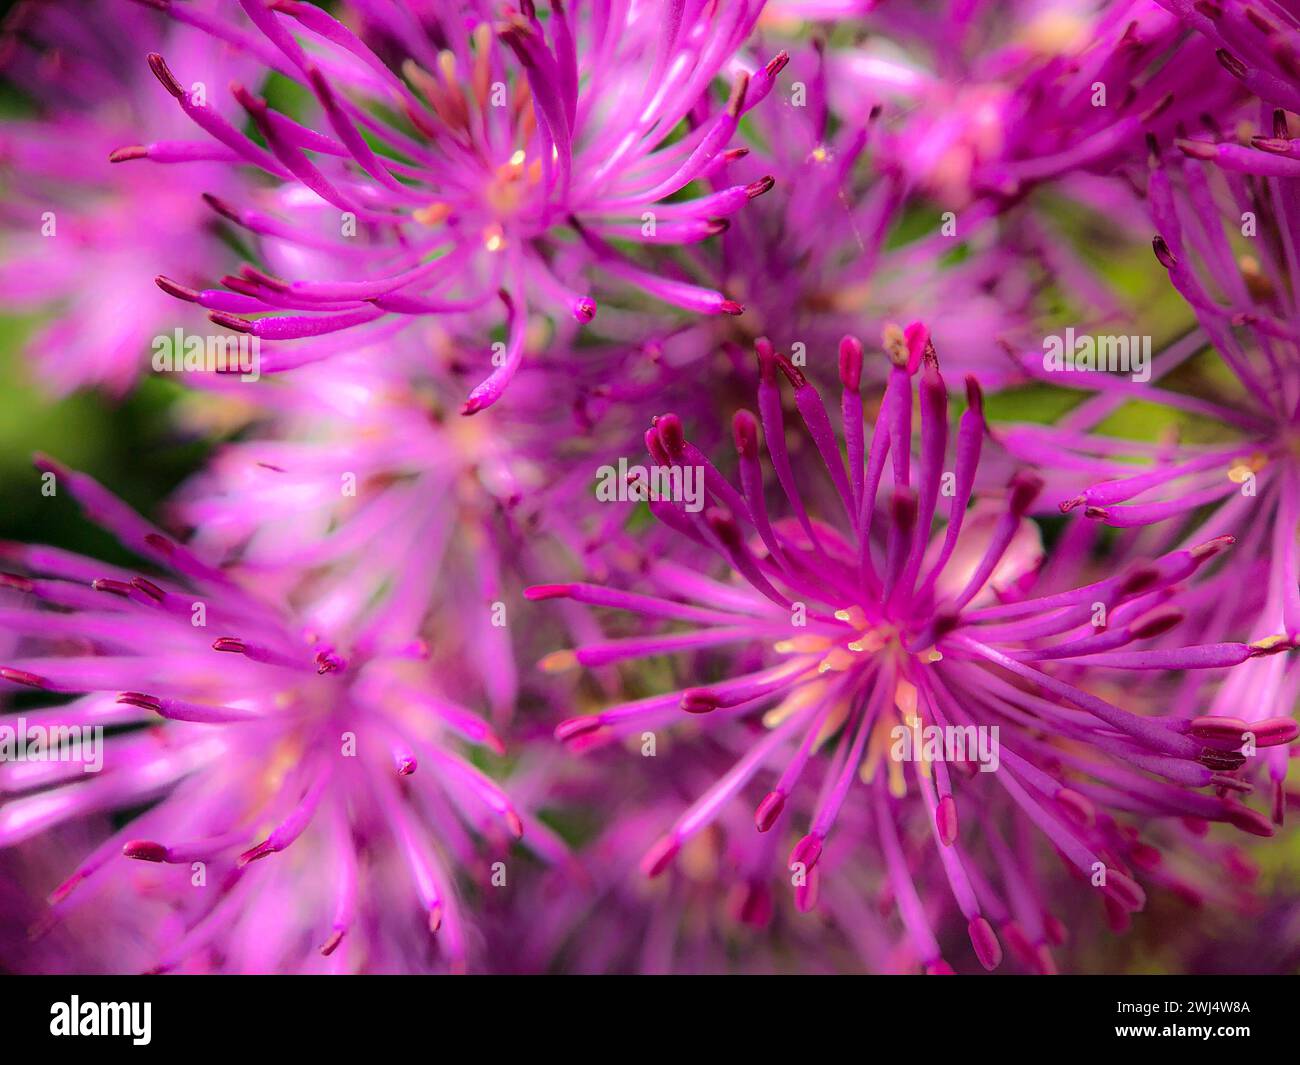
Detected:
[
  {"left": 882, "top": 323, "right": 909, "bottom": 367},
  {"left": 483, "top": 224, "right": 506, "bottom": 252},
  {"left": 894, "top": 678, "right": 919, "bottom": 728},
  {"left": 413, "top": 202, "right": 452, "bottom": 226},
  {"left": 1227, "top": 453, "right": 1267, "bottom": 483},
  {"left": 774, "top": 634, "right": 833, "bottom": 654},
  {"left": 539, "top": 649, "right": 577, "bottom": 674}
]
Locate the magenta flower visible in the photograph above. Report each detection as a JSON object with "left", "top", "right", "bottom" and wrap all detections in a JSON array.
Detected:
[
  {"left": 1156, "top": 0, "right": 1300, "bottom": 113},
  {"left": 998, "top": 117, "right": 1300, "bottom": 825},
  {"left": 665, "top": 41, "right": 1068, "bottom": 392},
  {"left": 528, "top": 328, "right": 1296, "bottom": 972},
  {"left": 165, "top": 340, "right": 643, "bottom": 724},
  {"left": 0, "top": 0, "right": 248, "bottom": 395},
  {"left": 479, "top": 748, "right": 808, "bottom": 974},
  {"left": 0, "top": 457, "right": 563, "bottom": 973},
  {"left": 834, "top": 0, "right": 1243, "bottom": 205},
  {"left": 123, "top": 0, "right": 787, "bottom": 411}
]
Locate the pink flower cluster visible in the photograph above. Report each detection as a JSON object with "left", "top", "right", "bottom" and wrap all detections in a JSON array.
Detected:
[{"left": 0, "top": 0, "right": 1298, "bottom": 975}]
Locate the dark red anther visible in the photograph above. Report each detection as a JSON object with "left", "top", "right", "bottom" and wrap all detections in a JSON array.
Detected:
[
  {"left": 754, "top": 790, "right": 786, "bottom": 832},
  {"left": 1057, "top": 788, "right": 1095, "bottom": 828},
  {"left": 0, "top": 667, "right": 49, "bottom": 689},
  {"left": 931, "top": 612, "right": 961, "bottom": 641},
  {"left": 1118, "top": 563, "right": 1160, "bottom": 597},
  {"left": 645, "top": 426, "right": 672, "bottom": 466},
  {"left": 1198, "top": 746, "right": 1247, "bottom": 772},
  {"left": 1253, "top": 716, "right": 1299, "bottom": 746},
  {"left": 1100, "top": 869, "right": 1145, "bottom": 912},
  {"left": 705, "top": 508, "right": 742, "bottom": 549},
  {"left": 208, "top": 311, "right": 256, "bottom": 334},
  {"left": 143, "top": 533, "right": 176, "bottom": 555},
  {"left": 838, "top": 335, "right": 863, "bottom": 390},
  {"left": 201, "top": 192, "right": 242, "bottom": 223},
  {"left": 1152, "top": 234, "right": 1178, "bottom": 269},
  {"left": 935, "top": 795, "right": 958, "bottom": 846},
  {"left": 790, "top": 833, "right": 823, "bottom": 872},
  {"left": 732, "top": 880, "right": 774, "bottom": 928},
  {"left": 1189, "top": 715, "right": 1249, "bottom": 742},
  {"left": 725, "top": 71, "right": 749, "bottom": 118},
  {"left": 680, "top": 688, "right": 719, "bottom": 715},
  {"left": 240, "top": 265, "right": 289, "bottom": 292},
  {"left": 1130, "top": 608, "right": 1183, "bottom": 639},
  {"left": 968, "top": 916, "right": 1002, "bottom": 971},
  {"left": 523, "top": 584, "right": 575, "bottom": 601},
  {"left": 1140, "top": 92, "right": 1174, "bottom": 124},
  {"left": 554, "top": 716, "right": 603, "bottom": 742},
  {"left": 656, "top": 413, "right": 686, "bottom": 459},
  {"left": 890, "top": 487, "right": 918, "bottom": 530},
  {"left": 640, "top": 836, "right": 680, "bottom": 878},
  {"left": 122, "top": 840, "right": 168, "bottom": 862},
  {"left": 0, "top": 572, "right": 34, "bottom": 593},
  {"left": 231, "top": 82, "right": 268, "bottom": 117},
  {"left": 146, "top": 52, "right": 184, "bottom": 98},
  {"left": 1222, "top": 802, "right": 1274, "bottom": 837},
  {"left": 1215, "top": 48, "right": 1248, "bottom": 79},
  {"left": 732, "top": 410, "right": 759, "bottom": 459},
  {"left": 109, "top": 145, "right": 148, "bottom": 163},
  {"left": 315, "top": 650, "right": 344, "bottom": 674},
  {"left": 116, "top": 692, "right": 163, "bottom": 712},
  {"left": 238, "top": 839, "right": 276, "bottom": 866},
  {"left": 220, "top": 275, "right": 261, "bottom": 298},
  {"left": 774, "top": 351, "right": 807, "bottom": 389},
  {"left": 131, "top": 577, "right": 167, "bottom": 602},
  {"left": 1008, "top": 471, "right": 1044, "bottom": 516}
]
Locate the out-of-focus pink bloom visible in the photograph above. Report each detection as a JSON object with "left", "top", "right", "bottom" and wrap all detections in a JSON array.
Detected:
[
  {"left": 832, "top": 0, "right": 1243, "bottom": 206},
  {"left": 0, "top": 0, "right": 248, "bottom": 395},
  {"left": 0, "top": 458, "right": 564, "bottom": 972}
]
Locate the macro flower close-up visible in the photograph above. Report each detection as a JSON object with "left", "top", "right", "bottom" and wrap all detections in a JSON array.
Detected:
[{"left": 1, "top": 0, "right": 1299, "bottom": 1015}]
